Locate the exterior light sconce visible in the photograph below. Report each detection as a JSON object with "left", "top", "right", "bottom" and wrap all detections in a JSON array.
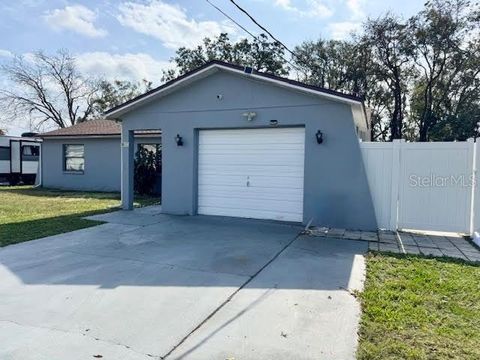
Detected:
[
  {"left": 175, "top": 134, "right": 183, "bottom": 146},
  {"left": 316, "top": 130, "right": 324, "bottom": 144},
  {"left": 242, "top": 111, "right": 257, "bottom": 122}
]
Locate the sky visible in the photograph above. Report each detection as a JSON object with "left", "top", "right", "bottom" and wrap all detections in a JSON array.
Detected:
[{"left": 0, "top": 0, "right": 425, "bottom": 135}]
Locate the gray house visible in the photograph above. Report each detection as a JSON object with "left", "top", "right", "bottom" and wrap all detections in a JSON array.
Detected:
[
  {"left": 105, "top": 61, "right": 377, "bottom": 230},
  {"left": 40, "top": 120, "right": 161, "bottom": 192}
]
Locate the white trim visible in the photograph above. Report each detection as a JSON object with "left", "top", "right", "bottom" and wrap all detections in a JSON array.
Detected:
[{"left": 105, "top": 64, "right": 362, "bottom": 118}]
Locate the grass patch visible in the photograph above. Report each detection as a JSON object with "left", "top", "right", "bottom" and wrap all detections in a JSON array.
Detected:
[
  {"left": 358, "top": 252, "right": 480, "bottom": 359},
  {"left": 0, "top": 186, "right": 160, "bottom": 247}
]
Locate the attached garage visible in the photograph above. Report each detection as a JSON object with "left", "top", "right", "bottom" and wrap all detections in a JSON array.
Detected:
[
  {"left": 106, "top": 60, "right": 378, "bottom": 231},
  {"left": 198, "top": 127, "right": 305, "bottom": 222}
]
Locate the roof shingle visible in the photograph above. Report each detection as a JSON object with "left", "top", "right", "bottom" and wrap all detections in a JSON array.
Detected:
[{"left": 40, "top": 119, "right": 121, "bottom": 138}]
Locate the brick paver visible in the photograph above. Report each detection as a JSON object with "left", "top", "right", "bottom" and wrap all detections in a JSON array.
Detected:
[{"left": 307, "top": 226, "right": 480, "bottom": 262}]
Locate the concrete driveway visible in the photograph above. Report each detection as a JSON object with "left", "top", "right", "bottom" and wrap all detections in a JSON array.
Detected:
[{"left": 0, "top": 207, "right": 367, "bottom": 360}]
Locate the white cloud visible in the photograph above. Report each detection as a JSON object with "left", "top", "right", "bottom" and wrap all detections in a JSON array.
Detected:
[
  {"left": 75, "top": 52, "right": 173, "bottom": 84},
  {"left": 44, "top": 5, "right": 107, "bottom": 38},
  {"left": 0, "top": 49, "right": 13, "bottom": 58},
  {"left": 328, "top": 21, "right": 361, "bottom": 40},
  {"left": 346, "top": 0, "right": 365, "bottom": 19},
  {"left": 117, "top": 0, "right": 235, "bottom": 49},
  {"left": 274, "top": 0, "right": 333, "bottom": 18}
]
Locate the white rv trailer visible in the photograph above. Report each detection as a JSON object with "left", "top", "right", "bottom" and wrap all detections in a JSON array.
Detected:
[{"left": 0, "top": 135, "right": 42, "bottom": 185}]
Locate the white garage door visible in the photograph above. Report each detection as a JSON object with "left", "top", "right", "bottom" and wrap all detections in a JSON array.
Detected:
[{"left": 198, "top": 127, "right": 305, "bottom": 222}]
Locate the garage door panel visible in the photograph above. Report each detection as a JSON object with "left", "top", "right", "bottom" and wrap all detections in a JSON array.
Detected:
[
  {"left": 198, "top": 185, "right": 303, "bottom": 202},
  {"left": 199, "top": 196, "right": 302, "bottom": 210},
  {"left": 199, "top": 130, "right": 305, "bottom": 144},
  {"left": 199, "top": 154, "right": 303, "bottom": 166},
  {"left": 198, "top": 206, "right": 303, "bottom": 222},
  {"left": 198, "top": 127, "right": 305, "bottom": 222},
  {"left": 199, "top": 144, "right": 304, "bottom": 153},
  {"left": 199, "top": 175, "right": 303, "bottom": 188},
  {"left": 199, "top": 165, "right": 304, "bottom": 176}
]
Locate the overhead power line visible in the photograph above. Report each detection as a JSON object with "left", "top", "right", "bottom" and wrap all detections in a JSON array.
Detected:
[
  {"left": 205, "top": 0, "right": 304, "bottom": 74},
  {"left": 205, "top": 0, "right": 257, "bottom": 39},
  {"left": 228, "top": 0, "right": 299, "bottom": 60}
]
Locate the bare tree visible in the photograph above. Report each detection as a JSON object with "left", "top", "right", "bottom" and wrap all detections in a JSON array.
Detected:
[{"left": 0, "top": 50, "right": 100, "bottom": 130}]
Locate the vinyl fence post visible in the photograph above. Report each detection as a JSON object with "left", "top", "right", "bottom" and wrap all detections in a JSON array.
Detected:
[
  {"left": 468, "top": 138, "right": 476, "bottom": 235},
  {"left": 389, "top": 139, "right": 404, "bottom": 231}
]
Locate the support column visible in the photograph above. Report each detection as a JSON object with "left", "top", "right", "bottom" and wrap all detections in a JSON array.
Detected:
[{"left": 121, "top": 128, "right": 134, "bottom": 210}]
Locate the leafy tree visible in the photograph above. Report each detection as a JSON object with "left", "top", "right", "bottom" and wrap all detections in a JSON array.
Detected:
[
  {"left": 362, "top": 14, "right": 415, "bottom": 140},
  {"left": 408, "top": 0, "right": 480, "bottom": 141},
  {"left": 0, "top": 50, "right": 99, "bottom": 130},
  {"left": 134, "top": 146, "right": 161, "bottom": 195},
  {"left": 293, "top": 38, "right": 393, "bottom": 141},
  {"left": 163, "top": 33, "right": 289, "bottom": 81},
  {"left": 93, "top": 79, "right": 152, "bottom": 115},
  {"left": 295, "top": 40, "right": 362, "bottom": 94}
]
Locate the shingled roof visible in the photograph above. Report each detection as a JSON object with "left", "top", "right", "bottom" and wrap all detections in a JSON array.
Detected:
[{"left": 40, "top": 120, "right": 121, "bottom": 138}]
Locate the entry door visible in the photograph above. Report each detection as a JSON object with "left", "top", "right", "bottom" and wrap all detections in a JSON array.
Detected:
[
  {"left": 10, "top": 141, "right": 21, "bottom": 173},
  {"left": 198, "top": 127, "right": 305, "bottom": 222}
]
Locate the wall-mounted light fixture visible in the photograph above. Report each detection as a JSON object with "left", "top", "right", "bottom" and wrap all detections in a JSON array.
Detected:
[
  {"left": 242, "top": 111, "right": 257, "bottom": 122},
  {"left": 175, "top": 134, "right": 183, "bottom": 146},
  {"left": 316, "top": 130, "right": 324, "bottom": 144}
]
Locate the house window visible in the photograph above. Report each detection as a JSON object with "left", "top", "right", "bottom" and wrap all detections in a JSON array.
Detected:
[{"left": 64, "top": 144, "right": 84, "bottom": 172}]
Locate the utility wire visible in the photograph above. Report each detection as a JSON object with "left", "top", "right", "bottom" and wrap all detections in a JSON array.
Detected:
[
  {"left": 205, "top": 0, "right": 304, "bottom": 75},
  {"left": 228, "top": 0, "right": 299, "bottom": 60},
  {"left": 205, "top": 0, "right": 257, "bottom": 39}
]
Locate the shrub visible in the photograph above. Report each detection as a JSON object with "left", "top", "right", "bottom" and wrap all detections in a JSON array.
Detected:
[{"left": 134, "top": 146, "right": 160, "bottom": 195}]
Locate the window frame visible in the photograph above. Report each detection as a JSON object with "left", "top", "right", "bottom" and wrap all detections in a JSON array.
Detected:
[{"left": 63, "top": 144, "right": 85, "bottom": 174}]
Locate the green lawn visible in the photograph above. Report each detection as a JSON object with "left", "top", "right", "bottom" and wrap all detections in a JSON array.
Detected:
[
  {"left": 0, "top": 186, "right": 160, "bottom": 247},
  {"left": 358, "top": 253, "right": 480, "bottom": 359}
]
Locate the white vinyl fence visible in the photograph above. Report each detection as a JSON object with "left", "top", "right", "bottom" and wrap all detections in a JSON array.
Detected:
[{"left": 361, "top": 139, "right": 479, "bottom": 234}]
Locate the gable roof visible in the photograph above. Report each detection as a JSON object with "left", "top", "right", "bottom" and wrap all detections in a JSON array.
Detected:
[
  {"left": 40, "top": 120, "right": 121, "bottom": 138},
  {"left": 104, "top": 60, "right": 364, "bottom": 119}
]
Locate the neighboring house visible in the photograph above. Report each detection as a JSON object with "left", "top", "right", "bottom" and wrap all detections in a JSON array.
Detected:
[
  {"left": 105, "top": 60, "right": 377, "bottom": 230},
  {"left": 0, "top": 135, "right": 42, "bottom": 185},
  {"left": 40, "top": 120, "right": 161, "bottom": 193}
]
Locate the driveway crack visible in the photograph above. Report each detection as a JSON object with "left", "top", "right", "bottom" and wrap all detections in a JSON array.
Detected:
[{"left": 161, "top": 231, "right": 302, "bottom": 359}]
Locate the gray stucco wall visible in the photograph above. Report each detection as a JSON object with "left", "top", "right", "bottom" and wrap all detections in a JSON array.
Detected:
[
  {"left": 42, "top": 137, "right": 160, "bottom": 192},
  {"left": 120, "top": 69, "right": 377, "bottom": 230}
]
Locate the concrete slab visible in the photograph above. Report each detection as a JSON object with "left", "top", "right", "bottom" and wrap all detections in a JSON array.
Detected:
[
  {"left": 168, "top": 237, "right": 367, "bottom": 360},
  {"left": 0, "top": 212, "right": 365, "bottom": 360},
  {"left": 85, "top": 206, "right": 163, "bottom": 226}
]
